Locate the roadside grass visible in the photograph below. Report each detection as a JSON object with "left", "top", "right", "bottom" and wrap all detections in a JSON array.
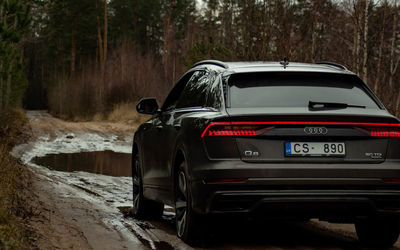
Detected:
[
  {"left": 51, "top": 101, "right": 149, "bottom": 124},
  {"left": 0, "top": 109, "right": 32, "bottom": 249},
  {"left": 106, "top": 102, "right": 147, "bottom": 123},
  {"left": 0, "top": 109, "right": 28, "bottom": 148}
]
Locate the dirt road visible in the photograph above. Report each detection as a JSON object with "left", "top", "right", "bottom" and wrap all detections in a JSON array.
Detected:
[{"left": 13, "top": 111, "right": 400, "bottom": 249}]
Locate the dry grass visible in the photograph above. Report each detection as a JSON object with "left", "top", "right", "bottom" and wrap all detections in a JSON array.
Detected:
[
  {"left": 0, "top": 109, "right": 29, "bottom": 148},
  {"left": 0, "top": 145, "right": 30, "bottom": 249},
  {"left": 107, "top": 102, "right": 147, "bottom": 123},
  {"left": 48, "top": 44, "right": 175, "bottom": 120},
  {"left": 52, "top": 102, "right": 149, "bottom": 123},
  {"left": 0, "top": 110, "right": 32, "bottom": 249}
]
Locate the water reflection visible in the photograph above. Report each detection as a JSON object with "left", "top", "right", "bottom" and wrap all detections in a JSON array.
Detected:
[{"left": 32, "top": 151, "right": 132, "bottom": 177}]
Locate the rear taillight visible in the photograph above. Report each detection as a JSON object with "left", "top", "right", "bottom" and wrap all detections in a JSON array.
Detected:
[
  {"left": 383, "top": 178, "right": 400, "bottom": 183},
  {"left": 370, "top": 129, "right": 400, "bottom": 137},
  {"left": 201, "top": 121, "right": 400, "bottom": 138},
  {"left": 201, "top": 123, "right": 273, "bottom": 137}
]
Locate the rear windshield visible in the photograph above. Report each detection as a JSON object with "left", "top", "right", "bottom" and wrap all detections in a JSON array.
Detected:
[{"left": 228, "top": 73, "right": 380, "bottom": 109}]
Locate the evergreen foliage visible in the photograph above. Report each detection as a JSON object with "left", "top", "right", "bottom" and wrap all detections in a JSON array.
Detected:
[
  {"left": 20, "top": 0, "right": 400, "bottom": 118},
  {"left": 0, "top": 0, "right": 30, "bottom": 110}
]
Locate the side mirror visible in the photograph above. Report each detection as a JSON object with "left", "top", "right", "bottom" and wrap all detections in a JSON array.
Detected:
[{"left": 136, "top": 98, "right": 159, "bottom": 115}]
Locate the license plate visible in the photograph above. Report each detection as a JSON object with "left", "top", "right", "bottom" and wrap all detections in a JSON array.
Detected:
[{"left": 285, "top": 142, "right": 345, "bottom": 156}]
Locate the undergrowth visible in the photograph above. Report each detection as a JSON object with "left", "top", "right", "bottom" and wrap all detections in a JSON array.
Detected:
[
  {"left": 0, "top": 109, "right": 31, "bottom": 249},
  {"left": 106, "top": 102, "right": 147, "bottom": 123},
  {"left": 52, "top": 101, "right": 149, "bottom": 123}
]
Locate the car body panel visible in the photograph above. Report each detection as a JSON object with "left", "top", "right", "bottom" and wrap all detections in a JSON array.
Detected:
[{"left": 133, "top": 61, "right": 400, "bottom": 221}]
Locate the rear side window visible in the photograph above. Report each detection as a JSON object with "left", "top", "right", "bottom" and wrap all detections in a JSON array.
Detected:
[
  {"left": 228, "top": 73, "right": 380, "bottom": 109},
  {"left": 205, "top": 72, "right": 221, "bottom": 109},
  {"left": 161, "top": 71, "right": 195, "bottom": 111},
  {"left": 176, "top": 70, "right": 210, "bottom": 108}
]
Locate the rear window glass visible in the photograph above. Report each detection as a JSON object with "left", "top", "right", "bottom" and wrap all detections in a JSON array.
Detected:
[{"left": 228, "top": 73, "right": 379, "bottom": 109}]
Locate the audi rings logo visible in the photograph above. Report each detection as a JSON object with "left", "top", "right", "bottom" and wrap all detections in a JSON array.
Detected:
[{"left": 304, "top": 127, "right": 328, "bottom": 135}]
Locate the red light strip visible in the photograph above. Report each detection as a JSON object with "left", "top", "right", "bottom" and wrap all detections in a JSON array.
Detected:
[
  {"left": 383, "top": 178, "right": 400, "bottom": 183},
  {"left": 201, "top": 122, "right": 230, "bottom": 137},
  {"left": 201, "top": 121, "right": 400, "bottom": 138},
  {"left": 229, "top": 121, "right": 400, "bottom": 126},
  {"left": 208, "top": 129, "right": 256, "bottom": 136},
  {"left": 371, "top": 131, "right": 400, "bottom": 137}
]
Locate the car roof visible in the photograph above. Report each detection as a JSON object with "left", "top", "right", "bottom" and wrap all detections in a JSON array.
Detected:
[{"left": 191, "top": 60, "right": 355, "bottom": 75}]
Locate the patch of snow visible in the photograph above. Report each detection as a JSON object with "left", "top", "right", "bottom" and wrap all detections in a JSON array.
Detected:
[{"left": 13, "top": 131, "right": 132, "bottom": 165}]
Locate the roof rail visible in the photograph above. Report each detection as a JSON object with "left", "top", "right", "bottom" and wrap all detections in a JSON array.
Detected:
[
  {"left": 316, "top": 61, "right": 347, "bottom": 71},
  {"left": 192, "top": 60, "right": 228, "bottom": 69}
]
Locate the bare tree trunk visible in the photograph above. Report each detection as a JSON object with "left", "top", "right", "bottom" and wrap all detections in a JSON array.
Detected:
[
  {"left": 0, "top": 62, "right": 3, "bottom": 110},
  {"left": 389, "top": 9, "right": 399, "bottom": 90},
  {"left": 374, "top": 3, "right": 387, "bottom": 94},
  {"left": 132, "top": 0, "right": 138, "bottom": 38},
  {"left": 356, "top": 2, "right": 362, "bottom": 74},
  {"left": 121, "top": 37, "right": 126, "bottom": 83},
  {"left": 352, "top": 0, "right": 362, "bottom": 74},
  {"left": 396, "top": 90, "right": 400, "bottom": 116},
  {"left": 352, "top": 23, "right": 358, "bottom": 70},
  {"left": 2, "top": 10, "right": 8, "bottom": 110},
  {"left": 70, "top": 16, "right": 78, "bottom": 78},
  {"left": 95, "top": 0, "right": 104, "bottom": 108},
  {"left": 241, "top": 2, "right": 247, "bottom": 58},
  {"left": 311, "top": 0, "right": 318, "bottom": 62},
  {"left": 163, "top": 0, "right": 175, "bottom": 68},
  {"left": 362, "top": 0, "right": 369, "bottom": 84},
  {"left": 0, "top": 4, "right": 3, "bottom": 109},
  {"left": 3, "top": 14, "right": 19, "bottom": 109},
  {"left": 260, "top": 1, "right": 269, "bottom": 61},
  {"left": 96, "top": 0, "right": 103, "bottom": 70},
  {"left": 102, "top": 0, "right": 108, "bottom": 78}
]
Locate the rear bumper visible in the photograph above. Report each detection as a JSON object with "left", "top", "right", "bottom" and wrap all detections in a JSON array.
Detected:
[
  {"left": 192, "top": 184, "right": 400, "bottom": 218},
  {"left": 189, "top": 161, "right": 400, "bottom": 218},
  {"left": 211, "top": 190, "right": 400, "bottom": 215}
]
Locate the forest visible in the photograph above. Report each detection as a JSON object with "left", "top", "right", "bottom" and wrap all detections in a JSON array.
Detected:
[
  {"left": 0, "top": 1, "right": 399, "bottom": 247},
  {"left": 1, "top": 0, "right": 400, "bottom": 119}
]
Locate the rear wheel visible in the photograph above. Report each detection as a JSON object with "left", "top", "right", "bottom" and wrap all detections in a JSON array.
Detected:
[
  {"left": 175, "top": 161, "right": 201, "bottom": 244},
  {"left": 132, "top": 153, "right": 164, "bottom": 219},
  {"left": 355, "top": 216, "right": 400, "bottom": 248}
]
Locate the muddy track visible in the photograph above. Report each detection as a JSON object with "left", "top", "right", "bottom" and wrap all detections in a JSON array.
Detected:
[{"left": 13, "top": 111, "right": 400, "bottom": 249}]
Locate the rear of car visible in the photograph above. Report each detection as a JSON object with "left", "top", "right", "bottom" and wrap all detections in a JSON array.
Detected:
[{"left": 190, "top": 66, "right": 400, "bottom": 247}]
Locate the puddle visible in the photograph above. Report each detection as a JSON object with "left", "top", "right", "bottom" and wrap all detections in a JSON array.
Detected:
[{"left": 32, "top": 150, "right": 132, "bottom": 177}]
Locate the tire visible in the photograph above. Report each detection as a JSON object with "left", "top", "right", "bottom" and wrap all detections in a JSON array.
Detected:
[
  {"left": 355, "top": 216, "right": 400, "bottom": 248},
  {"left": 174, "top": 161, "right": 202, "bottom": 245},
  {"left": 132, "top": 153, "right": 164, "bottom": 220}
]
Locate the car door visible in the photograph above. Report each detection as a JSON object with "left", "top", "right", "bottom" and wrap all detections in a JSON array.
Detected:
[
  {"left": 156, "top": 70, "right": 213, "bottom": 198},
  {"left": 142, "top": 71, "right": 195, "bottom": 201}
]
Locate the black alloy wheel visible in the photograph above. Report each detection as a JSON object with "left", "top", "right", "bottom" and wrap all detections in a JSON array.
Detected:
[
  {"left": 132, "top": 154, "right": 142, "bottom": 216},
  {"left": 176, "top": 169, "right": 188, "bottom": 237},
  {"left": 132, "top": 153, "right": 164, "bottom": 219},
  {"left": 355, "top": 216, "right": 400, "bottom": 248},
  {"left": 175, "top": 161, "right": 202, "bottom": 244}
]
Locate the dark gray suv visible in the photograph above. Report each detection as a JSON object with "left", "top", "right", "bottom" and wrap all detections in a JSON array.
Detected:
[{"left": 133, "top": 60, "right": 400, "bottom": 247}]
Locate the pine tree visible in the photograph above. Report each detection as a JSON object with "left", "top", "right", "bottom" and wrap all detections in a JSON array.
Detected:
[{"left": 0, "top": 0, "right": 30, "bottom": 110}]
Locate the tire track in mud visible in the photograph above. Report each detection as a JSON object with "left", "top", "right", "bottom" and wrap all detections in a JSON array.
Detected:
[{"left": 122, "top": 222, "right": 174, "bottom": 250}]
